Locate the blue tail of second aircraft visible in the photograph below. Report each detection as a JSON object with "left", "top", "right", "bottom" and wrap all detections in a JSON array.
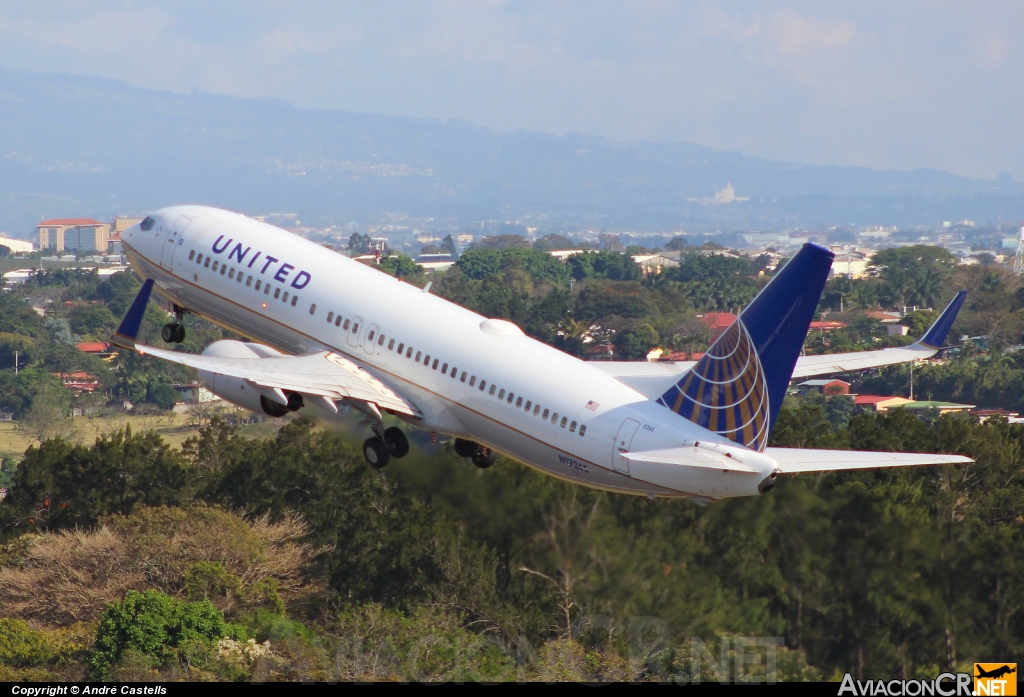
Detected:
[{"left": 657, "top": 243, "right": 834, "bottom": 451}]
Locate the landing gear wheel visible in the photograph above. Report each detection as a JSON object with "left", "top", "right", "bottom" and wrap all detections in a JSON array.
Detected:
[
  {"left": 260, "top": 395, "right": 288, "bottom": 418},
  {"left": 286, "top": 392, "right": 304, "bottom": 412},
  {"left": 454, "top": 438, "right": 479, "bottom": 458},
  {"left": 363, "top": 437, "right": 391, "bottom": 469},
  {"left": 162, "top": 323, "right": 185, "bottom": 343},
  {"left": 472, "top": 447, "right": 498, "bottom": 469},
  {"left": 383, "top": 427, "right": 409, "bottom": 458}
]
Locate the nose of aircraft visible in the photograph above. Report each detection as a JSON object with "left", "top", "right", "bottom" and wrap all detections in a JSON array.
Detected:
[{"left": 121, "top": 214, "right": 156, "bottom": 259}]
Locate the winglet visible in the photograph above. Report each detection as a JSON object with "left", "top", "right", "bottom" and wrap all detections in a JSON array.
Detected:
[
  {"left": 110, "top": 278, "right": 155, "bottom": 350},
  {"left": 917, "top": 291, "right": 967, "bottom": 349}
]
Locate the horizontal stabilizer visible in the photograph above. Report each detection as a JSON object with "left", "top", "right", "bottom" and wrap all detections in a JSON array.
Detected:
[
  {"left": 765, "top": 447, "right": 972, "bottom": 474},
  {"left": 623, "top": 440, "right": 780, "bottom": 474},
  {"left": 622, "top": 448, "right": 759, "bottom": 473}
]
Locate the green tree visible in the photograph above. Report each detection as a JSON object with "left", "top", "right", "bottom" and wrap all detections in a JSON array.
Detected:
[
  {"left": 613, "top": 324, "right": 659, "bottom": 359},
  {"left": 348, "top": 233, "right": 374, "bottom": 255},
  {"left": 533, "top": 234, "right": 575, "bottom": 252},
  {"left": 378, "top": 253, "right": 424, "bottom": 280},
  {"left": 90, "top": 590, "right": 225, "bottom": 680},
  {"left": 1, "top": 427, "right": 187, "bottom": 533}
]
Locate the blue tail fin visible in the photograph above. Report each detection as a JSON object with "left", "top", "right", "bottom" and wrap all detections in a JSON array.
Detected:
[
  {"left": 111, "top": 278, "right": 155, "bottom": 349},
  {"left": 917, "top": 291, "right": 966, "bottom": 349},
  {"left": 657, "top": 243, "right": 834, "bottom": 451}
]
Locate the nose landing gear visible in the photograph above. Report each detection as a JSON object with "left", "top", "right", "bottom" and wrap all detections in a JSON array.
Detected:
[
  {"left": 162, "top": 305, "right": 187, "bottom": 344},
  {"left": 161, "top": 322, "right": 185, "bottom": 344}
]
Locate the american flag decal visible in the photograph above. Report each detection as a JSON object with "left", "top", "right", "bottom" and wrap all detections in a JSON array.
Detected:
[{"left": 585, "top": 400, "right": 599, "bottom": 411}]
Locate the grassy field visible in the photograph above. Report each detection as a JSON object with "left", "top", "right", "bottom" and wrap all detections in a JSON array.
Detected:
[
  {"left": 0, "top": 411, "right": 290, "bottom": 461},
  {"left": 0, "top": 414, "right": 189, "bottom": 459}
]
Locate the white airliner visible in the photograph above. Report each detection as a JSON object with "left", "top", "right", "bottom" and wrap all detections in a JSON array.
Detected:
[{"left": 111, "top": 206, "right": 971, "bottom": 503}]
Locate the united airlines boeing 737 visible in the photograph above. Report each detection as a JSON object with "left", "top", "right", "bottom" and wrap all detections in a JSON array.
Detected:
[{"left": 110, "top": 206, "right": 971, "bottom": 503}]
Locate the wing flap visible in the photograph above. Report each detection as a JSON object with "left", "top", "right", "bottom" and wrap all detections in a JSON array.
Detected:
[
  {"left": 765, "top": 447, "right": 972, "bottom": 473},
  {"left": 136, "top": 344, "right": 421, "bottom": 417}
]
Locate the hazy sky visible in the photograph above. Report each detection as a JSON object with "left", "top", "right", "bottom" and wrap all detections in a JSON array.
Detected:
[{"left": 1, "top": 1, "right": 1022, "bottom": 178}]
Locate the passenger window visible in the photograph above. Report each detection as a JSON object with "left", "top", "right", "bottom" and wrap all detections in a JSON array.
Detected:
[
  {"left": 516, "top": 397, "right": 523, "bottom": 407},
  {"left": 212, "top": 261, "right": 219, "bottom": 271},
  {"left": 460, "top": 372, "right": 467, "bottom": 383},
  {"left": 551, "top": 412, "right": 558, "bottom": 424},
  {"left": 533, "top": 404, "right": 540, "bottom": 416},
  {"left": 524, "top": 400, "right": 531, "bottom": 411},
  {"left": 204, "top": 258, "right": 211, "bottom": 268},
  {"left": 441, "top": 363, "right": 448, "bottom": 372},
  {"left": 388, "top": 339, "right": 395, "bottom": 350},
  {"left": 579, "top": 425, "right": 586, "bottom": 436},
  {"left": 265, "top": 285, "right": 271, "bottom": 295},
  {"left": 273, "top": 288, "right": 280, "bottom": 299},
  {"left": 569, "top": 421, "right": 577, "bottom": 433},
  {"left": 368, "top": 330, "right": 376, "bottom": 341},
  {"left": 188, "top": 250, "right": 195, "bottom": 260},
  {"left": 228, "top": 268, "right": 234, "bottom": 279},
  {"left": 309, "top": 304, "right": 316, "bottom": 315},
  {"left": 415, "top": 351, "right": 422, "bottom": 361},
  {"left": 378, "top": 334, "right": 385, "bottom": 346},
  {"left": 338, "top": 317, "right": 344, "bottom": 327},
  {"left": 291, "top": 296, "right": 298, "bottom": 307},
  {"left": 543, "top": 409, "right": 550, "bottom": 419},
  {"left": 406, "top": 347, "right": 413, "bottom": 358},
  {"left": 140, "top": 217, "right": 156, "bottom": 231},
  {"left": 397, "top": 343, "right": 404, "bottom": 353},
  {"left": 560, "top": 417, "right": 567, "bottom": 428},
  {"left": 498, "top": 389, "right": 505, "bottom": 399},
  {"left": 469, "top": 376, "right": 476, "bottom": 387},
  {"left": 246, "top": 276, "right": 252, "bottom": 286},
  {"left": 507, "top": 393, "right": 514, "bottom": 404},
  {"left": 197, "top": 254, "right": 203, "bottom": 264},
  {"left": 352, "top": 323, "right": 359, "bottom": 333},
  {"left": 282, "top": 291, "right": 289, "bottom": 302},
  {"left": 451, "top": 367, "right": 458, "bottom": 378},
  {"left": 237, "top": 273, "right": 243, "bottom": 283},
  {"left": 255, "top": 280, "right": 262, "bottom": 290},
  {"left": 221, "top": 265, "right": 227, "bottom": 275},
  {"left": 432, "top": 359, "right": 438, "bottom": 369},
  {"left": 327, "top": 312, "right": 334, "bottom": 323}
]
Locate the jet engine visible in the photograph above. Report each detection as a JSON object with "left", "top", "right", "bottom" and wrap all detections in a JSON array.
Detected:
[{"left": 197, "top": 340, "right": 303, "bottom": 417}]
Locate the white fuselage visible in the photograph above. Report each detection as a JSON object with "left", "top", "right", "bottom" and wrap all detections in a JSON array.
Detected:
[{"left": 122, "top": 206, "right": 773, "bottom": 500}]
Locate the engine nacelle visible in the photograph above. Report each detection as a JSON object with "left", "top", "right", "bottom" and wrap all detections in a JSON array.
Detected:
[{"left": 197, "top": 340, "right": 296, "bottom": 417}]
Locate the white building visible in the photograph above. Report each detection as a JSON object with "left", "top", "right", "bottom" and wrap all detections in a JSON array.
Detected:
[{"left": 0, "top": 236, "right": 34, "bottom": 254}]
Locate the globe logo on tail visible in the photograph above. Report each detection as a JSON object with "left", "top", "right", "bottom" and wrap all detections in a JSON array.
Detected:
[{"left": 657, "top": 320, "right": 771, "bottom": 451}]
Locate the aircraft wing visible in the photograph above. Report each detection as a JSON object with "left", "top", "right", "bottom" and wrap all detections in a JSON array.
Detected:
[
  {"left": 134, "top": 344, "right": 421, "bottom": 417},
  {"left": 765, "top": 447, "right": 972, "bottom": 473},
  {"left": 110, "top": 278, "right": 420, "bottom": 417},
  {"left": 591, "top": 290, "right": 967, "bottom": 395}
]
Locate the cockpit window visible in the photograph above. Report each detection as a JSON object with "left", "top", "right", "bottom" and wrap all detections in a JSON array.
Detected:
[{"left": 140, "top": 217, "right": 156, "bottom": 231}]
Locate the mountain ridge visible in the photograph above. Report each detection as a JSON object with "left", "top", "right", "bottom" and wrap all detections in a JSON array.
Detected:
[{"left": 0, "top": 68, "right": 1020, "bottom": 235}]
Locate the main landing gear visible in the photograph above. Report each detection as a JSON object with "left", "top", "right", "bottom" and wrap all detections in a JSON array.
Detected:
[
  {"left": 454, "top": 438, "right": 499, "bottom": 469},
  {"left": 363, "top": 425, "right": 409, "bottom": 469},
  {"left": 162, "top": 306, "right": 186, "bottom": 344}
]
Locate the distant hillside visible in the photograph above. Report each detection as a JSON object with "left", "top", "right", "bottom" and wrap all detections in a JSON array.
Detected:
[{"left": 0, "top": 68, "right": 1021, "bottom": 235}]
